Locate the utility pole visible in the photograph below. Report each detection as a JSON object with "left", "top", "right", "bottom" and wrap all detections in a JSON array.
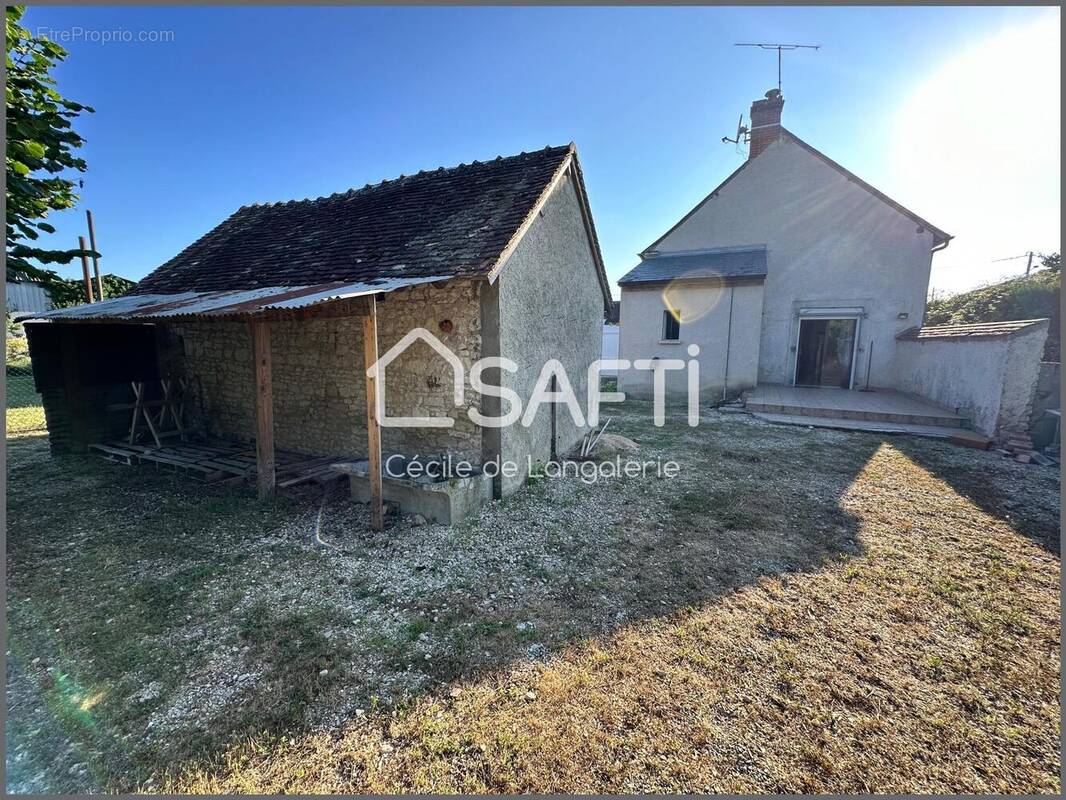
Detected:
[
  {"left": 992, "top": 251, "right": 1039, "bottom": 277},
  {"left": 78, "top": 236, "right": 94, "bottom": 303},
  {"left": 86, "top": 210, "right": 103, "bottom": 301}
]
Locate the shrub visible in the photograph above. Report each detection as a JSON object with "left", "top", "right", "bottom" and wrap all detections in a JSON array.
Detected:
[{"left": 926, "top": 258, "right": 1060, "bottom": 361}]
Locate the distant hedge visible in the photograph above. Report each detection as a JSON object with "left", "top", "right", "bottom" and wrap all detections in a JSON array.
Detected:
[
  {"left": 50, "top": 273, "right": 136, "bottom": 308},
  {"left": 925, "top": 257, "right": 1060, "bottom": 362}
]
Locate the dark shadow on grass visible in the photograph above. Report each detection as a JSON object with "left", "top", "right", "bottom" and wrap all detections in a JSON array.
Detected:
[{"left": 4, "top": 412, "right": 897, "bottom": 792}]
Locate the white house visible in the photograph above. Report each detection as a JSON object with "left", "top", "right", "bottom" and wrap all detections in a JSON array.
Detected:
[
  {"left": 600, "top": 300, "right": 620, "bottom": 376},
  {"left": 618, "top": 89, "right": 1052, "bottom": 446},
  {"left": 618, "top": 88, "right": 953, "bottom": 399}
]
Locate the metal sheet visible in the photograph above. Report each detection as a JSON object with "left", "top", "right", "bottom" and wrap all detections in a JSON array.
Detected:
[{"left": 28, "top": 275, "right": 448, "bottom": 322}]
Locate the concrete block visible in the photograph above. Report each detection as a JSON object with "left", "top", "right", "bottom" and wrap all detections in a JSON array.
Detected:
[{"left": 334, "top": 461, "right": 492, "bottom": 525}]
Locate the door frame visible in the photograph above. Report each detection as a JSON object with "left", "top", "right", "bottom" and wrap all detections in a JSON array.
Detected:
[{"left": 791, "top": 312, "right": 862, "bottom": 390}]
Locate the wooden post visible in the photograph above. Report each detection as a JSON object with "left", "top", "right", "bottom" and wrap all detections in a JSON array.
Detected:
[
  {"left": 362, "top": 296, "right": 383, "bottom": 530},
  {"left": 60, "top": 327, "right": 88, "bottom": 451},
  {"left": 78, "top": 236, "right": 94, "bottom": 303},
  {"left": 252, "top": 321, "right": 276, "bottom": 500},
  {"left": 86, "top": 210, "right": 103, "bottom": 302}
]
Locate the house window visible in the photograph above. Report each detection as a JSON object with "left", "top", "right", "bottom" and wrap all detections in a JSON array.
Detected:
[{"left": 662, "top": 309, "right": 681, "bottom": 341}]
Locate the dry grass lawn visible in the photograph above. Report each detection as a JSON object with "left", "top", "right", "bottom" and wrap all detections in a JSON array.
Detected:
[{"left": 5, "top": 404, "right": 1061, "bottom": 793}]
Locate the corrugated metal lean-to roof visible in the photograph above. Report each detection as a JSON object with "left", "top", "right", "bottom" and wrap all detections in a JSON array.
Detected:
[{"left": 26, "top": 275, "right": 447, "bottom": 323}]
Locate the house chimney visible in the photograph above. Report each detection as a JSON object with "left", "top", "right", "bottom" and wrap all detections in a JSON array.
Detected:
[{"left": 748, "top": 89, "right": 784, "bottom": 159}]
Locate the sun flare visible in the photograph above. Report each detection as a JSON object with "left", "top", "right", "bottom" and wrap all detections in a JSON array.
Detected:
[{"left": 894, "top": 11, "right": 1060, "bottom": 293}]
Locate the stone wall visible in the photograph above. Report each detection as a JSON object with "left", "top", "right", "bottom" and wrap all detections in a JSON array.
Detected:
[
  {"left": 1029, "top": 361, "right": 1061, "bottom": 448},
  {"left": 895, "top": 321, "right": 1049, "bottom": 439},
  {"left": 377, "top": 280, "right": 484, "bottom": 461},
  {"left": 997, "top": 325, "right": 1050, "bottom": 441},
  {"left": 165, "top": 178, "right": 605, "bottom": 491},
  {"left": 171, "top": 280, "right": 484, "bottom": 461}
]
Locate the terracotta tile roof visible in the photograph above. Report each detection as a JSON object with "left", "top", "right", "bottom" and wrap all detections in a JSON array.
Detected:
[
  {"left": 135, "top": 145, "right": 579, "bottom": 294},
  {"left": 896, "top": 319, "right": 1049, "bottom": 341}
]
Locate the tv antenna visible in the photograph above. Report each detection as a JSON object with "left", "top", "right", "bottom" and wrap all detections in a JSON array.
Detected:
[{"left": 734, "top": 42, "right": 820, "bottom": 91}]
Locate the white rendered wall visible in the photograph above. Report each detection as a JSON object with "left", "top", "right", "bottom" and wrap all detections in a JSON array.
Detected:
[
  {"left": 651, "top": 137, "right": 938, "bottom": 387},
  {"left": 600, "top": 324, "right": 619, "bottom": 374},
  {"left": 894, "top": 322, "right": 1048, "bottom": 438},
  {"left": 494, "top": 173, "right": 605, "bottom": 493},
  {"left": 618, "top": 281, "right": 763, "bottom": 398}
]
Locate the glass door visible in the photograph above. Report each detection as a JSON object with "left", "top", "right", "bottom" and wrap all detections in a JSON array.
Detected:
[{"left": 795, "top": 318, "right": 857, "bottom": 389}]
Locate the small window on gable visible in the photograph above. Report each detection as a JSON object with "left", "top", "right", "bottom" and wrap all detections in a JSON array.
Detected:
[{"left": 662, "top": 309, "right": 681, "bottom": 341}]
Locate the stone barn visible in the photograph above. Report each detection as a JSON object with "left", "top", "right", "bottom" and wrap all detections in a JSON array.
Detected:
[{"left": 26, "top": 144, "right": 611, "bottom": 525}]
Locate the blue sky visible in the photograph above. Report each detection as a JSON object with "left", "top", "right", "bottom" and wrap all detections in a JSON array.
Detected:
[{"left": 22, "top": 5, "right": 1061, "bottom": 296}]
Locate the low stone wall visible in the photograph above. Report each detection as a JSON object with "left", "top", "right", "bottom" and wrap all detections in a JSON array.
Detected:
[
  {"left": 895, "top": 321, "right": 1049, "bottom": 439},
  {"left": 171, "top": 280, "right": 485, "bottom": 462},
  {"left": 1029, "top": 361, "right": 1061, "bottom": 448}
]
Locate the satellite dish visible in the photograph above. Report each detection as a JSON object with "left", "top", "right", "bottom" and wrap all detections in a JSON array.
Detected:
[{"left": 721, "top": 114, "right": 749, "bottom": 145}]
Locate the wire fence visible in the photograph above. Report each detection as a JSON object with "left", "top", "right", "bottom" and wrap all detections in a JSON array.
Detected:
[{"left": 6, "top": 350, "right": 46, "bottom": 435}]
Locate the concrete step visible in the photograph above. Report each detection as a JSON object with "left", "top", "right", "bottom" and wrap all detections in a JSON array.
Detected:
[
  {"left": 744, "top": 400, "right": 966, "bottom": 429},
  {"left": 751, "top": 412, "right": 990, "bottom": 447}
]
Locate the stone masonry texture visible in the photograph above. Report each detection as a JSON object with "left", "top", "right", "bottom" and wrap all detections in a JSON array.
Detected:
[
  {"left": 171, "top": 280, "right": 484, "bottom": 462},
  {"left": 165, "top": 176, "right": 608, "bottom": 488}
]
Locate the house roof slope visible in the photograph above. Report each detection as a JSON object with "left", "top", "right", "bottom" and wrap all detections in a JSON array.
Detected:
[
  {"left": 135, "top": 144, "right": 609, "bottom": 300},
  {"left": 619, "top": 246, "right": 767, "bottom": 286}
]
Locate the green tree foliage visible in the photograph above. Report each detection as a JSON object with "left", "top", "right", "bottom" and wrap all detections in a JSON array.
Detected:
[
  {"left": 5, "top": 5, "right": 95, "bottom": 287},
  {"left": 50, "top": 273, "right": 136, "bottom": 308},
  {"left": 926, "top": 253, "right": 1060, "bottom": 361}
]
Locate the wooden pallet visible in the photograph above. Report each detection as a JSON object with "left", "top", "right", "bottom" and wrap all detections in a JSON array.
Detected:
[{"left": 89, "top": 439, "right": 344, "bottom": 489}]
